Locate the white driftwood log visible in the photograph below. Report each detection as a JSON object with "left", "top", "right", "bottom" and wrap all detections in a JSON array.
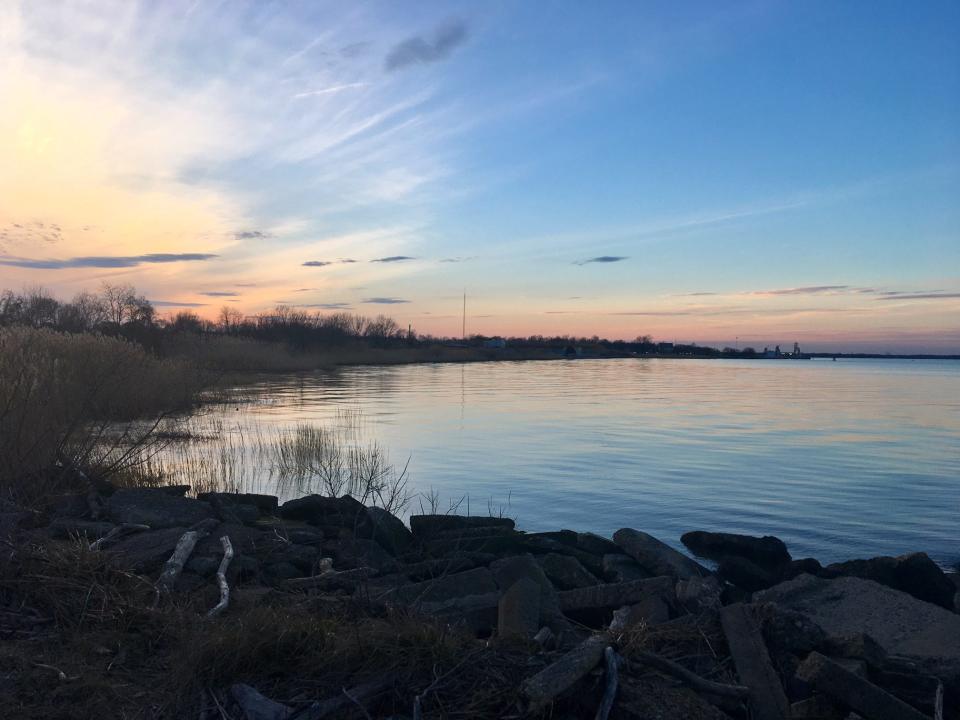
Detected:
[
  {"left": 207, "top": 536, "right": 234, "bottom": 618},
  {"left": 156, "top": 530, "right": 199, "bottom": 596}
]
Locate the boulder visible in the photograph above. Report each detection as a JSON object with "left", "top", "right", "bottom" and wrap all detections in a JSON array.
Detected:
[
  {"left": 366, "top": 506, "right": 413, "bottom": 556},
  {"left": 522, "top": 534, "right": 605, "bottom": 577},
  {"left": 323, "top": 537, "right": 397, "bottom": 573},
  {"left": 47, "top": 518, "right": 114, "bottom": 540},
  {"left": 576, "top": 532, "right": 622, "bottom": 557},
  {"left": 498, "top": 578, "right": 541, "bottom": 638},
  {"left": 279, "top": 495, "right": 372, "bottom": 536},
  {"left": 106, "top": 488, "right": 213, "bottom": 529},
  {"left": 717, "top": 555, "right": 782, "bottom": 592},
  {"left": 602, "top": 554, "right": 651, "bottom": 583},
  {"left": 229, "top": 683, "right": 291, "bottom": 720},
  {"left": 409, "top": 514, "right": 515, "bottom": 537},
  {"left": 105, "top": 527, "right": 189, "bottom": 573},
  {"left": 613, "top": 529, "right": 709, "bottom": 579},
  {"left": 536, "top": 553, "right": 599, "bottom": 590},
  {"left": 198, "top": 492, "right": 278, "bottom": 516},
  {"left": 681, "top": 531, "right": 791, "bottom": 569},
  {"left": 384, "top": 567, "right": 498, "bottom": 606},
  {"left": 783, "top": 557, "right": 823, "bottom": 581},
  {"left": 675, "top": 574, "right": 722, "bottom": 613},
  {"left": 757, "top": 574, "right": 960, "bottom": 685},
  {"left": 557, "top": 576, "right": 674, "bottom": 613},
  {"left": 491, "top": 554, "right": 570, "bottom": 633},
  {"left": 823, "top": 552, "right": 956, "bottom": 610}
]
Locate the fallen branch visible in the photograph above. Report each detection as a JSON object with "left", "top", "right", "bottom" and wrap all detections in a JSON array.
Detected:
[
  {"left": 594, "top": 646, "right": 620, "bottom": 720},
  {"left": 207, "top": 536, "right": 234, "bottom": 618},
  {"left": 935, "top": 680, "right": 944, "bottom": 720},
  {"left": 630, "top": 649, "right": 750, "bottom": 699},
  {"left": 89, "top": 523, "right": 151, "bottom": 551},
  {"left": 155, "top": 530, "right": 199, "bottom": 600}
]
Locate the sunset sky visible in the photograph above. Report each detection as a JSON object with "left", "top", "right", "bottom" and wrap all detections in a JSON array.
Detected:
[{"left": 2, "top": 1, "right": 958, "bottom": 352}]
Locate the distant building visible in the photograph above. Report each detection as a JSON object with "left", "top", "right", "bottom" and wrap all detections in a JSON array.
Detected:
[
  {"left": 483, "top": 337, "right": 506, "bottom": 349},
  {"left": 657, "top": 342, "right": 674, "bottom": 353}
]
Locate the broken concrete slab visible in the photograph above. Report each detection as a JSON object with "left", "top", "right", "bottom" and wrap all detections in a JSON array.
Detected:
[
  {"left": 681, "top": 531, "right": 791, "bottom": 569},
  {"left": 498, "top": 578, "right": 540, "bottom": 638},
  {"left": 824, "top": 552, "right": 956, "bottom": 611},
  {"left": 796, "top": 651, "right": 930, "bottom": 720},
  {"left": 491, "top": 554, "right": 569, "bottom": 632},
  {"left": 408, "top": 514, "right": 515, "bottom": 537},
  {"left": 720, "top": 602, "right": 791, "bottom": 720},
  {"left": 757, "top": 574, "right": 960, "bottom": 676},
  {"left": 106, "top": 489, "right": 213, "bottom": 529},
  {"left": 602, "top": 553, "right": 652, "bottom": 583},
  {"left": 613, "top": 528, "right": 709, "bottom": 579},
  {"left": 536, "top": 553, "right": 599, "bottom": 590},
  {"left": 521, "top": 634, "right": 608, "bottom": 711},
  {"left": 557, "top": 576, "right": 674, "bottom": 613}
]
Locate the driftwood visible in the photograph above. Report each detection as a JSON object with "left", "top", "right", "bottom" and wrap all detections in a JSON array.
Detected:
[
  {"left": 521, "top": 635, "right": 608, "bottom": 710},
  {"left": 207, "top": 536, "right": 234, "bottom": 618},
  {"left": 594, "top": 646, "right": 620, "bottom": 720},
  {"left": 935, "top": 680, "right": 944, "bottom": 720},
  {"left": 156, "top": 530, "right": 199, "bottom": 597},
  {"left": 630, "top": 649, "right": 750, "bottom": 699},
  {"left": 89, "top": 523, "right": 151, "bottom": 551}
]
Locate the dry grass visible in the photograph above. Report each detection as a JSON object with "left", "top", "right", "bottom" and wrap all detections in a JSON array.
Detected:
[{"left": 0, "top": 328, "right": 205, "bottom": 507}]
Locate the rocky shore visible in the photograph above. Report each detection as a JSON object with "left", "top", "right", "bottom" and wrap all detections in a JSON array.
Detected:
[{"left": 2, "top": 486, "right": 959, "bottom": 719}]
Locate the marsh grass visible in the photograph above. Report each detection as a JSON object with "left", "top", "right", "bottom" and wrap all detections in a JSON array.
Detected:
[{"left": 0, "top": 327, "right": 204, "bottom": 506}]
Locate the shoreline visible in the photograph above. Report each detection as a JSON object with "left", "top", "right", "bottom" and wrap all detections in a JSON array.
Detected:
[{"left": 4, "top": 485, "right": 958, "bottom": 718}]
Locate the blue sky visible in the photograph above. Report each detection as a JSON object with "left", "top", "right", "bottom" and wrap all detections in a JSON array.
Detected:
[{"left": 1, "top": 0, "right": 958, "bottom": 351}]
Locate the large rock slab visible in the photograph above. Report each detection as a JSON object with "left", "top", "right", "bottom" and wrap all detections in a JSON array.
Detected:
[
  {"left": 557, "top": 576, "right": 674, "bottom": 613},
  {"left": 279, "top": 495, "right": 372, "bottom": 536},
  {"left": 613, "top": 529, "right": 709, "bottom": 579},
  {"left": 491, "top": 554, "right": 570, "bottom": 633},
  {"left": 720, "top": 603, "right": 790, "bottom": 720},
  {"left": 105, "top": 527, "right": 189, "bottom": 573},
  {"left": 536, "top": 553, "right": 599, "bottom": 590},
  {"left": 499, "top": 578, "right": 540, "bottom": 638},
  {"left": 681, "top": 531, "right": 791, "bottom": 569},
  {"left": 365, "top": 506, "right": 413, "bottom": 556},
  {"left": 757, "top": 574, "right": 960, "bottom": 681},
  {"left": 824, "top": 552, "right": 956, "bottom": 610},
  {"left": 106, "top": 488, "right": 213, "bottom": 529},
  {"left": 381, "top": 566, "right": 498, "bottom": 605},
  {"left": 409, "top": 514, "right": 514, "bottom": 537}
]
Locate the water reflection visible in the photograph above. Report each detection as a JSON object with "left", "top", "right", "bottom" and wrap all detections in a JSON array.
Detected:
[{"left": 173, "top": 358, "right": 960, "bottom": 566}]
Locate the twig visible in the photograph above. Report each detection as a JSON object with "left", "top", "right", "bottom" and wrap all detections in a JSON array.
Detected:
[
  {"left": 155, "top": 530, "right": 199, "bottom": 603},
  {"left": 595, "top": 647, "right": 619, "bottom": 720},
  {"left": 935, "top": 680, "right": 944, "bottom": 720},
  {"left": 630, "top": 649, "right": 750, "bottom": 699},
  {"left": 207, "top": 536, "right": 234, "bottom": 617},
  {"left": 342, "top": 687, "right": 373, "bottom": 720}
]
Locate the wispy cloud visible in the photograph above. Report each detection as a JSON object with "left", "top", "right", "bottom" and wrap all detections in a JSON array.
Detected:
[
  {"left": 574, "top": 256, "right": 629, "bottom": 266},
  {"left": 877, "top": 292, "right": 960, "bottom": 301},
  {"left": 363, "top": 297, "right": 410, "bottom": 304},
  {"left": 0, "top": 253, "right": 217, "bottom": 269},
  {"left": 750, "top": 285, "right": 849, "bottom": 296},
  {"left": 235, "top": 231, "right": 271, "bottom": 241},
  {"left": 370, "top": 256, "right": 416, "bottom": 263},
  {"left": 199, "top": 291, "right": 239, "bottom": 297},
  {"left": 301, "top": 302, "right": 352, "bottom": 309},
  {"left": 151, "top": 300, "right": 208, "bottom": 307},
  {"left": 385, "top": 19, "right": 469, "bottom": 72},
  {"left": 303, "top": 258, "right": 359, "bottom": 267},
  {"left": 293, "top": 83, "right": 368, "bottom": 100}
]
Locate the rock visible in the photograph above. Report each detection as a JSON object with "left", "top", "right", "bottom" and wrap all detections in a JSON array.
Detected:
[
  {"left": 419, "top": 592, "right": 500, "bottom": 634},
  {"left": 409, "top": 514, "right": 515, "bottom": 537},
  {"left": 498, "top": 578, "right": 540, "bottom": 638},
  {"left": 383, "top": 567, "right": 498, "bottom": 605},
  {"left": 613, "top": 529, "right": 709, "bottom": 579},
  {"left": 422, "top": 531, "right": 525, "bottom": 556},
  {"left": 872, "top": 670, "right": 943, "bottom": 717},
  {"left": 198, "top": 492, "right": 278, "bottom": 516},
  {"left": 47, "top": 518, "right": 115, "bottom": 540},
  {"left": 279, "top": 495, "right": 372, "bottom": 536},
  {"left": 366, "top": 506, "right": 413, "bottom": 556},
  {"left": 195, "top": 523, "right": 267, "bottom": 557},
  {"left": 49, "top": 493, "right": 90, "bottom": 519},
  {"left": 796, "top": 651, "right": 929, "bottom": 720},
  {"left": 557, "top": 576, "right": 674, "bottom": 613},
  {"left": 784, "top": 557, "right": 824, "bottom": 580},
  {"left": 262, "top": 561, "right": 303, "bottom": 582},
  {"left": 789, "top": 695, "right": 845, "bottom": 719},
  {"left": 534, "top": 626, "right": 556, "bottom": 649},
  {"left": 521, "top": 635, "right": 608, "bottom": 711},
  {"left": 718, "top": 555, "right": 782, "bottom": 591},
  {"left": 105, "top": 488, "right": 213, "bottom": 529},
  {"left": 269, "top": 543, "right": 321, "bottom": 573},
  {"left": 682, "top": 531, "right": 791, "bottom": 569},
  {"left": 229, "top": 683, "right": 291, "bottom": 720},
  {"left": 323, "top": 537, "right": 397, "bottom": 573},
  {"left": 287, "top": 567, "right": 374, "bottom": 593},
  {"left": 105, "top": 527, "right": 189, "bottom": 573},
  {"left": 576, "top": 532, "right": 622, "bottom": 557},
  {"left": 756, "top": 603, "right": 827, "bottom": 655},
  {"left": 536, "top": 553, "right": 599, "bottom": 590},
  {"left": 490, "top": 555, "right": 569, "bottom": 633},
  {"left": 675, "top": 574, "right": 722, "bottom": 613},
  {"left": 824, "top": 552, "right": 956, "bottom": 610},
  {"left": 757, "top": 574, "right": 960, "bottom": 685},
  {"left": 609, "top": 595, "right": 670, "bottom": 631},
  {"left": 602, "top": 554, "right": 652, "bottom": 583},
  {"left": 522, "top": 534, "right": 605, "bottom": 577},
  {"left": 822, "top": 633, "right": 888, "bottom": 670},
  {"left": 186, "top": 555, "right": 221, "bottom": 578},
  {"left": 720, "top": 603, "right": 791, "bottom": 720}
]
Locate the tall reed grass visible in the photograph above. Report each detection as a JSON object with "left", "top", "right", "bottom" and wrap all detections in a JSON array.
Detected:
[{"left": 0, "top": 327, "right": 203, "bottom": 506}]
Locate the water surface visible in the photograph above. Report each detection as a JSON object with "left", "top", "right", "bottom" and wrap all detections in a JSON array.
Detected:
[{"left": 185, "top": 358, "right": 960, "bottom": 567}]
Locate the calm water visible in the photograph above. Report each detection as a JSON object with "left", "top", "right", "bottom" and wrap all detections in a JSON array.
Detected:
[{"left": 189, "top": 358, "right": 960, "bottom": 567}]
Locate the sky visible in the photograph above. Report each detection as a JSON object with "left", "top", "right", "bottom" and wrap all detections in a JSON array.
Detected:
[{"left": 1, "top": 1, "right": 958, "bottom": 353}]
